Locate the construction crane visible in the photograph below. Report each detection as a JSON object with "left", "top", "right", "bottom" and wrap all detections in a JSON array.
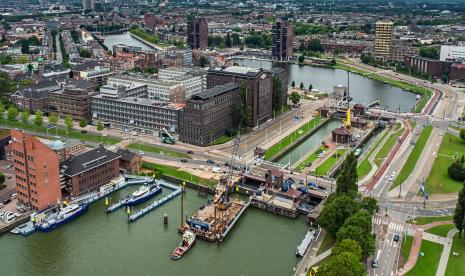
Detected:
[{"left": 215, "top": 131, "right": 241, "bottom": 210}]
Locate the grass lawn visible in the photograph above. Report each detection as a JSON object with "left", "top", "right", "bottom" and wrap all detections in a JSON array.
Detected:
[
  {"left": 445, "top": 233, "right": 465, "bottom": 275},
  {"left": 141, "top": 162, "right": 217, "bottom": 187},
  {"left": 405, "top": 239, "right": 443, "bottom": 276},
  {"left": 425, "top": 224, "right": 455, "bottom": 238},
  {"left": 314, "top": 149, "right": 346, "bottom": 176},
  {"left": 408, "top": 216, "right": 453, "bottom": 225},
  {"left": 128, "top": 143, "right": 191, "bottom": 159},
  {"left": 264, "top": 116, "right": 323, "bottom": 160},
  {"left": 357, "top": 128, "right": 390, "bottom": 180},
  {"left": 391, "top": 126, "right": 433, "bottom": 190},
  {"left": 3, "top": 120, "right": 120, "bottom": 144},
  {"left": 402, "top": 235, "right": 414, "bottom": 263},
  {"left": 207, "top": 135, "right": 234, "bottom": 146},
  {"left": 296, "top": 146, "right": 325, "bottom": 172},
  {"left": 425, "top": 133, "right": 465, "bottom": 194},
  {"left": 316, "top": 233, "right": 336, "bottom": 256},
  {"left": 374, "top": 125, "right": 404, "bottom": 166}
]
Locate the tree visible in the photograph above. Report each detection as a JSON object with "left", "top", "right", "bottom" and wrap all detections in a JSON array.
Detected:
[
  {"left": 317, "top": 252, "right": 365, "bottom": 276},
  {"left": 289, "top": 91, "right": 301, "bottom": 105},
  {"left": 64, "top": 115, "right": 73, "bottom": 132},
  {"left": 330, "top": 58, "right": 336, "bottom": 66},
  {"left": 336, "top": 224, "right": 375, "bottom": 257},
  {"left": 34, "top": 110, "right": 43, "bottom": 127},
  {"left": 27, "top": 63, "right": 33, "bottom": 72},
  {"left": 336, "top": 152, "right": 358, "bottom": 198},
  {"left": 0, "top": 171, "right": 4, "bottom": 185},
  {"left": 225, "top": 33, "right": 232, "bottom": 48},
  {"left": 360, "top": 196, "right": 379, "bottom": 215},
  {"left": 7, "top": 106, "right": 18, "bottom": 121},
  {"left": 21, "top": 39, "right": 30, "bottom": 54},
  {"left": 20, "top": 110, "right": 30, "bottom": 124},
  {"left": 308, "top": 39, "right": 323, "bottom": 52},
  {"left": 460, "top": 129, "right": 465, "bottom": 142},
  {"left": 236, "top": 84, "right": 253, "bottom": 127},
  {"left": 318, "top": 195, "right": 359, "bottom": 235},
  {"left": 291, "top": 80, "right": 295, "bottom": 88},
  {"left": 299, "top": 82, "right": 304, "bottom": 90},
  {"left": 308, "top": 84, "right": 313, "bottom": 91},
  {"left": 298, "top": 54, "right": 305, "bottom": 64},
  {"left": 49, "top": 112, "right": 58, "bottom": 126},
  {"left": 79, "top": 119, "right": 88, "bottom": 128},
  {"left": 454, "top": 187, "right": 465, "bottom": 238},
  {"left": 231, "top": 33, "right": 241, "bottom": 46},
  {"left": 96, "top": 120, "right": 104, "bottom": 131},
  {"left": 0, "top": 104, "right": 3, "bottom": 120},
  {"left": 299, "top": 42, "right": 306, "bottom": 52},
  {"left": 332, "top": 239, "right": 362, "bottom": 260},
  {"left": 272, "top": 76, "right": 283, "bottom": 112},
  {"left": 343, "top": 209, "right": 372, "bottom": 234},
  {"left": 419, "top": 47, "right": 439, "bottom": 60},
  {"left": 199, "top": 56, "right": 208, "bottom": 68}
]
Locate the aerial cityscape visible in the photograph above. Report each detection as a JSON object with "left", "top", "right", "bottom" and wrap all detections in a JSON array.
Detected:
[{"left": 1, "top": 0, "right": 465, "bottom": 275}]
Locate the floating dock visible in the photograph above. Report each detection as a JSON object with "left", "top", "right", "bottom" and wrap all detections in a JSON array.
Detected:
[
  {"left": 296, "top": 228, "right": 320, "bottom": 257},
  {"left": 128, "top": 181, "right": 182, "bottom": 223}
]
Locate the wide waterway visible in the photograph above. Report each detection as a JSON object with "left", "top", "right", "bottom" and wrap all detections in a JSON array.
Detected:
[
  {"left": 103, "top": 32, "right": 155, "bottom": 53},
  {"left": 0, "top": 185, "right": 308, "bottom": 276},
  {"left": 235, "top": 58, "right": 417, "bottom": 112}
]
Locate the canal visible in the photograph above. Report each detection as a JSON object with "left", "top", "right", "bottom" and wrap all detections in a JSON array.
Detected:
[
  {"left": 0, "top": 186, "right": 307, "bottom": 276},
  {"left": 234, "top": 58, "right": 417, "bottom": 112},
  {"left": 103, "top": 32, "right": 156, "bottom": 53},
  {"left": 276, "top": 119, "right": 341, "bottom": 166}
]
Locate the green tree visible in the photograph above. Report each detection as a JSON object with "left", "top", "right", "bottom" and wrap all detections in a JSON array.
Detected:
[
  {"left": 318, "top": 195, "right": 359, "bottom": 235},
  {"left": 291, "top": 80, "right": 295, "bottom": 88},
  {"left": 454, "top": 187, "right": 465, "bottom": 238},
  {"left": 225, "top": 33, "right": 232, "bottom": 48},
  {"left": 448, "top": 160, "right": 465, "bottom": 181},
  {"left": 298, "top": 54, "right": 305, "bottom": 64},
  {"left": 96, "top": 120, "right": 104, "bottom": 131},
  {"left": 0, "top": 104, "right": 4, "bottom": 120},
  {"left": 332, "top": 239, "right": 362, "bottom": 260},
  {"left": 0, "top": 171, "right": 4, "bottom": 185},
  {"left": 460, "top": 128, "right": 465, "bottom": 142},
  {"left": 330, "top": 58, "right": 336, "bottom": 66},
  {"left": 336, "top": 224, "right": 375, "bottom": 257},
  {"left": 231, "top": 33, "right": 241, "bottom": 46},
  {"left": 199, "top": 56, "right": 208, "bottom": 68},
  {"left": 49, "top": 112, "right": 58, "bottom": 126},
  {"left": 419, "top": 47, "right": 439, "bottom": 60},
  {"left": 20, "top": 109, "right": 30, "bottom": 124},
  {"left": 27, "top": 63, "right": 33, "bottom": 72},
  {"left": 34, "top": 110, "right": 43, "bottom": 127},
  {"left": 360, "top": 196, "right": 379, "bottom": 215},
  {"left": 343, "top": 209, "right": 372, "bottom": 234},
  {"left": 236, "top": 84, "right": 253, "bottom": 127},
  {"left": 317, "top": 252, "right": 365, "bottom": 276},
  {"left": 79, "top": 118, "right": 88, "bottom": 128},
  {"left": 336, "top": 152, "right": 358, "bottom": 198},
  {"left": 289, "top": 91, "right": 301, "bottom": 105},
  {"left": 308, "top": 84, "right": 313, "bottom": 91},
  {"left": 64, "top": 115, "right": 73, "bottom": 132},
  {"left": 299, "top": 82, "right": 304, "bottom": 90},
  {"left": 308, "top": 39, "right": 323, "bottom": 52},
  {"left": 7, "top": 106, "right": 18, "bottom": 121},
  {"left": 272, "top": 76, "right": 283, "bottom": 112}
]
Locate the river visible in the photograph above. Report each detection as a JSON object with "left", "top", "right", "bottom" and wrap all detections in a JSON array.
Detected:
[
  {"left": 103, "top": 32, "right": 155, "bottom": 53},
  {"left": 235, "top": 58, "right": 417, "bottom": 112},
  {"left": 0, "top": 186, "right": 307, "bottom": 276}
]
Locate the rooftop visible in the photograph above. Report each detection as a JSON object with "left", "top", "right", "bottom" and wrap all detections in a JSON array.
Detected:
[
  {"left": 61, "top": 145, "right": 121, "bottom": 177},
  {"left": 190, "top": 82, "right": 239, "bottom": 101}
]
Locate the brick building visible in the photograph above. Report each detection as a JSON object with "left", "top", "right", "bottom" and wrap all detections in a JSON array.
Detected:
[
  {"left": 187, "top": 17, "right": 208, "bottom": 50},
  {"left": 60, "top": 145, "right": 120, "bottom": 196},
  {"left": 404, "top": 56, "right": 452, "bottom": 78},
  {"left": 207, "top": 66, "right": 274, "bottom": 127},
  {"left": 10, "top": 129, "right": 62, "bottom": 211},
  {"left": 48, "top": 87, "right": 92, "bottom": 121},
  {"left": 272, "top": 21, "right": 293, "bottom": 61},
  {"left": 179, "top": 83, "right": 240, "bottom": 146}
]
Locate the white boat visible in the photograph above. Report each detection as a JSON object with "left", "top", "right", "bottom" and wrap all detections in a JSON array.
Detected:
[
  {"left": 132, "top": 186, "right": 150, "bottom": 198},
  {"left": 171, "top": 230, "right": 196, "bottom": 260}
]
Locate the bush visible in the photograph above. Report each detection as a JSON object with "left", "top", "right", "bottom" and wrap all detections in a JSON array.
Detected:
[
  {"left": 226, "top": 128, "right": 238, "bottom": 137},
  {"left": 448, "top": 161, "right": 465, "bottom": 181}
]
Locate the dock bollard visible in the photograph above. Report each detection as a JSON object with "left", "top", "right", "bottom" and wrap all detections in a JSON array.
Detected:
[{"left": 164, "top": 213, "right": 168, "bottom": 224}]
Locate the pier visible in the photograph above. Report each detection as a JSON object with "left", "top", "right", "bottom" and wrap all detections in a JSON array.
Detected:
[
  {"left": 219, "top": 198, "right": 251, "bottom": 241},
  {"left": 128, "top": 181, "right": 182, "bottom": 223}
]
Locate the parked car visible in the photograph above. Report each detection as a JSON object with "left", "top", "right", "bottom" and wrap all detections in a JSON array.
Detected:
[
  {"left": 224, "top": 162, "right": 230, "bottom": 167},
  {"left": 4, "top": 212, "right": 15, "bottom": 223},
  {"left": 3, "top": 198, "right": 11, "bottom": 205},
  {"left": 10, "top": 193, "right": 17, "bottom": 199},
  {"left": 212, "top": 167, "right": 222, "bottom": 173},
  {"left": 180, "top": 159, "right": 188, "bottom": 163},
  {"left": 187, "top": 150, "right": 194, "bottom": 154},
  {"left": 206, "top": 159, "right": 215, "bottom": 164},
  {"left": 81, "top": 130, "right": 87, "bottom": 133},
  {"left": 5, "top": 164, "right": 13, "bottom": 169},
  {"left": 388, "top": 172, "right": 396, "bottom": 182},
  {"left": 372, "top": 259, "right": 378, "bottom": 268},
  {"left": 0, "top": 203, "right": 4, "bottom": 209},
  {"left": 393, "top": 234, "right": 400, "bottom": 242}
]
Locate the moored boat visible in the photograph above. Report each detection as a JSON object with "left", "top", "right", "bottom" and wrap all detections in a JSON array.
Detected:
[
  {"left": 36, "top": 203, "right": 89, "bottom": 232},
  {"left": 126, "top": 184, "right": 162, "bottom": 206},
  {"left": 170, "top": 230, "right": 196, "bottom": 260}
]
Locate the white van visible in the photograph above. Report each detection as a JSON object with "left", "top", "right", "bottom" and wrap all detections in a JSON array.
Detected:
[{"left": 212, "top": 167, "right": 222, "bottom": 173}]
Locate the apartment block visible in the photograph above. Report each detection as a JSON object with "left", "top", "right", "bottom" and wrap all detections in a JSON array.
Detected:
[
  {"left": 374, "top": 21, "right": 394, "bottom": 61},
  {"left": 187, "top": 17, "right": 208, "bottom": 50},
  {"left": 272, "top": 21, "right": 293, "bottom": 61}
]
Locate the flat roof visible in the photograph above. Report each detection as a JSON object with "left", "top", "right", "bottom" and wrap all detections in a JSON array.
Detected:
[{"left": 190, "top": 82, "right": 239, "bottom": 101}]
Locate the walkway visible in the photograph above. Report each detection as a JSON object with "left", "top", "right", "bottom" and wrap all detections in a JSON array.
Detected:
[
  {"left": 436, "top": 228, "right": 459, "bottom": 276},
  {"left": 294, "top": 229, "right": 330, "bottom": 276}
]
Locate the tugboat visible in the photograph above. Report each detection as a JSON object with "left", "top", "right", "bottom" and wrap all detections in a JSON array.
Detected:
[
  {"left": 36, "top": 203, "right": 89, "bottom": 232},
  {"left": 170, "top": 230, "right": 196, "bottom": 260},
  {"left": 126, "top": 184, "right": 162, "bottom": 206}
]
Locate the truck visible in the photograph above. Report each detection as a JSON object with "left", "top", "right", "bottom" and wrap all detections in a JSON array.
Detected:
[{"left": 161, "top": 137, "right": 175, "bottom": 144}]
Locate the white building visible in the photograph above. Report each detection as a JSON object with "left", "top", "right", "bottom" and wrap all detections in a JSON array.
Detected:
[
  {"left": 440, "top": 45, "right": 465, "bottom": 62},
  {"left": 158, "top": 68, "right": 206, "bottom": 98}
]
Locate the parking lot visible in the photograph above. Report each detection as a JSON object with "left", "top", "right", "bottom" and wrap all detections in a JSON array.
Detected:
[{"left": 0, "top": 160, "right": 21, "bottom": 227}]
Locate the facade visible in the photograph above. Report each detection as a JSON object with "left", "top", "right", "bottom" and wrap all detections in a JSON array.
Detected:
[
  {"left": 440, "top": 45, "right": 465, "bottom": 62},
  {"left": 10, "top": 129, "right": 62, "bottom": 211},
  {"left": 61, "top": 145, "right": 120, "bottom": 196},
  {"left": 450, "top": 64, "right": 465, "bottom": 82},
  {"left": 374, "top": 21, "right": 394, "bottom": 61},
  {"left": 404, "top": 56, "right": 452, "bottom": 78},
  {"left": 187, "top": 17, "right": 208, "bottom": 50},
  {"left": 390, "top": 41, "right": 419, "bottom": 62},
  {"left": 11, "top": 89, "right": 51, "bottom": 112},
  {"left": 117, "top": 149, "right": 141, "bottom": 173},
  {"left": 272, "top": 21, "right": 293, "bottom": 61},
  {"left": 207, "top": 66, "right": 274, "bottom": 127},
  {"left": 158, "top": 68, "right": 205, "bottom": 98},
  {"left": 48, "top": 87, "right": 92, "bottom": 121},
  {"left": 179, "top": 83, "right": 239, "bottom": 146},
  {"left": 91, "top": 94, "right": 182, "bottom": 134}
]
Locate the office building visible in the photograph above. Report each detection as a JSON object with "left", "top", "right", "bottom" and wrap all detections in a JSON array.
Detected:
[
  {"left": 187, "top": 17, "right": 208, "bottom": 50},
  {"left": 272, "top": 21, "right": 293, "bottom": 61},
  {"left": 10, "top": 129, "right": 62, "bottom": 211},
  {"left": 440, "top": 45, "right": 465, "bottom": 62},
  {"left": 374, "top": 21, "right": 394, "bottom": 61},
  {"left": 207, "top": 66, "right": 274, "bottom": 127},
  {"left": 48, "top": 87, "right": 93, "bottom": 121},
  {"left": 179, "top": 83, "right": 239, "bottom": 146}
]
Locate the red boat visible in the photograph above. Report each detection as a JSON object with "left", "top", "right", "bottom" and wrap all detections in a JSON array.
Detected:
[{"left": 170, "top": 230, "right": 196, "bottom": 260}]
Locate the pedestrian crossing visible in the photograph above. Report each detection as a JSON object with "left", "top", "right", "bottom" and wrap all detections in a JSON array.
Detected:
[
  {"left": 388, "top": 221, "right": 404, "bottom": 233},
  {"left": 373, "top": 217, "right": 383, "bottom": 225}
]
